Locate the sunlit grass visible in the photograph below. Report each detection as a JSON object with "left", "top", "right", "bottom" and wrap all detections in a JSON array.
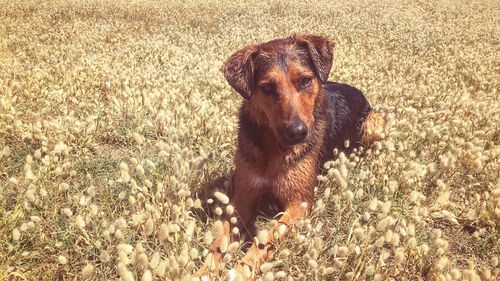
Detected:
[{"left": 0, "top": 0, "right": 498, "bottom": 280}]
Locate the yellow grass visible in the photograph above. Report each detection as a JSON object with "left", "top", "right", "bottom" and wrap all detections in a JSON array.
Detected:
[{"left": 0, "top": 0, "right": 498, "bottom": 280}]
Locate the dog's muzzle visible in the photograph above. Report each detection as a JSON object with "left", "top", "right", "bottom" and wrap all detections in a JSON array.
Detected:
[{"left": 284, "top": 120, "right": 308, "bottom": 144}]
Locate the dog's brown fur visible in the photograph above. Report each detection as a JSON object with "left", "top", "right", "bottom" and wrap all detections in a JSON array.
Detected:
[{"left": 197, "top": 34, "right": 386, "bottom": 279}]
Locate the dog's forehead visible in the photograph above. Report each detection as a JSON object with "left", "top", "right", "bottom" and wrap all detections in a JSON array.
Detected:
[
  {"left": 257, "top": 38, "right": 296, "bottom": 60},
  {"left": 254, "top": 38, "right": 310, "bottom": 76}
]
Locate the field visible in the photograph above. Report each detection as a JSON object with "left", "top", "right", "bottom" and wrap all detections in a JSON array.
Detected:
[{"left": 0, "top": 0, "right": 499, "bottom": 280}]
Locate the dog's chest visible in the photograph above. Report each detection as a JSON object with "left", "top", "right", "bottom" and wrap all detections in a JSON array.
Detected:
[{"left": 246, "top": 153, "right": 317, "bottom": 201}]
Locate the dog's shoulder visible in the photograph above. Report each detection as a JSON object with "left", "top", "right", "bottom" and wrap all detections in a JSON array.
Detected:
[
  {"left": 322, "top": 82, "right": 372, "bottom": 147},
  {"left": 323, "top": 82, "right": 370, "bottom": 115}
]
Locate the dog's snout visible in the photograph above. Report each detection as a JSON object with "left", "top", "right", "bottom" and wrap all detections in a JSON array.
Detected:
[{"left": 286, "top": 121, "right": 308, "bottom": 142}]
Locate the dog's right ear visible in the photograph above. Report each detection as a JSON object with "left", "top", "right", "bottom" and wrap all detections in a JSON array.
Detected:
[
  {"left": 222, "top": 44, "right": 259, "bottom": 100},
  {"left": 294, "top": 34, "right": 335, "bottom": 84}
]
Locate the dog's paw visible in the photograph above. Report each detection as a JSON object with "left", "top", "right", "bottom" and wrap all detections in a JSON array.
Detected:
[{"left": 361, "top": 109, "right": 388, "bottom": 146}]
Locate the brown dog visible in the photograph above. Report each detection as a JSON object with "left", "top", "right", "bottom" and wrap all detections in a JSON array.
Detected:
[{"left": 198, "top": 34, "right": 386, "bottom": 279}]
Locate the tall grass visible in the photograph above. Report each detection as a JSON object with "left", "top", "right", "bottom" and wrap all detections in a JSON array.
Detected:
[{"left": 0, "top": 0, "right": 498, "bottom": 280}]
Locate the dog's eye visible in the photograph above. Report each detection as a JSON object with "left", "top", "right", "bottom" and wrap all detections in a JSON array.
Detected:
[
  {"left": 300, "top": 77, "right": 312, "bottom": 88},
  {"left": 261, "top": 84, "right": 275, "bottom": 95}
]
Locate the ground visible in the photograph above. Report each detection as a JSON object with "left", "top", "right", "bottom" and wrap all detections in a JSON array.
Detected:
[{"left": 0, "top": 0, "right": 498, "bottom": 280}]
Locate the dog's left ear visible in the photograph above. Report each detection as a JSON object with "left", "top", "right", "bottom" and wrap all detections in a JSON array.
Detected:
[
  {"left": 222, "top": 44, "right": 259, "bottom": 100},
  {"left": 294, "top": 34, "right": 335, "bottom": 84}
]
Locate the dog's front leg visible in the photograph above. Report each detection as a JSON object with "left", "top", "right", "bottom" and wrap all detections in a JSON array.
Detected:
[
  {"left": 236, "top": 202, "right": 307, "bottom": 278},
  {"left": 197, "top": 220, "right": 231, "bottom": 275},
  {"left": 197, "top": 175, "right": 262, "bottom": 278}
]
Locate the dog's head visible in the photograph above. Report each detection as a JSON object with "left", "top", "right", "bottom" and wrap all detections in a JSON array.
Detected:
[{"left": 222, "top": 34, "right": 335, "bottom": 147}]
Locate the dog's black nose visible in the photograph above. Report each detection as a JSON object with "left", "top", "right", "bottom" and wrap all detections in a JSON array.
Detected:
[{"left": 286, "top": 121, "right": 308, "bottom": 142}]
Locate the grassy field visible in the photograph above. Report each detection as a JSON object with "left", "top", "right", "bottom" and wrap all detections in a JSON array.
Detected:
[{"left": 0, "top": 0, "right": 499, "bottom": 280}]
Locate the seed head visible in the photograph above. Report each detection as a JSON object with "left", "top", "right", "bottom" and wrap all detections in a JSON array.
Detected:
[
  {"left": 260, "top": 262, "right": 274, "bottom": 273},
  {"left": 219, "top": 236, "right": 229, "bottom": 253},
  {"left": 58, "top": 255, "right": 68, "bottom": 265},
  {"left": 337, "top": 246, "right": 348, "bottom": 257},
  {"left": 257, "top": 230, "right": 269, "bottom": 245},
  {"left": 150, "top": 252, "right": 160, "bottom": 269},
  {"left": 80, "top": 264, "right": 94, "bottom": 279},
  {"left": 117, "top": 263, "right": 134, "bottom": 281},
  {"left": 214, "top": 191, "right": 230, "bottom": 204},
  {"left": 204, "top": 230, "right": 213, "bottom": 245},
  {"left": 12, "top": 228, "right": 20, "bottom": 241},
  {"left": 226, "top": 205, "right": 234, "bottom": 215},
  {"left": 227, "top": 241, "right": 240, "bottom": 253}
]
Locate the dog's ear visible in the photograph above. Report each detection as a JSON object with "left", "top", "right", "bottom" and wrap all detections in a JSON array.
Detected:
[
  {"left": 294, "top": 34, "right": 335, "bottom": 84},
  {"left": 222, "top": 44, "right": 259, "bottom": 100}
]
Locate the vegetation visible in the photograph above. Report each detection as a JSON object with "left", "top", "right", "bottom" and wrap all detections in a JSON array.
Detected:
[{"left": 0, "top": 0, "right": 498, "bottom": 280}]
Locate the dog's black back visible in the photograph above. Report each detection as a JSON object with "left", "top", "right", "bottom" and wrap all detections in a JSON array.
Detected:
[{"left": 320, "top": 82, "right": 372, "bottom": 163}]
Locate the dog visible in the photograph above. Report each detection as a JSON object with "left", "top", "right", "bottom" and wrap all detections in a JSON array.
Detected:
[{"left": 198, "top": 34, "right": 386, "bottom": 279}]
